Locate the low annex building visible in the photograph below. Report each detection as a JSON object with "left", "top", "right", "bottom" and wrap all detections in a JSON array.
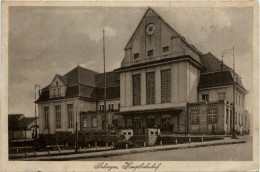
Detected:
[{"left": 36, "top": 7, "right": 248, "bottom": 136}]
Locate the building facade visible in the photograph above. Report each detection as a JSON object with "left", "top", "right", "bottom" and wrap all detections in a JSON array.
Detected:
[{"left": 36, "top": 8, "right": 248, "bottom": 136}]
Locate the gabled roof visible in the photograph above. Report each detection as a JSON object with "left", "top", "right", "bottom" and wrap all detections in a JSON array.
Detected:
[
  {"left": 8, "top": 114, "right": 24, "bottom": 127},
  {"left": 16, "top": 117, "right": 37, "bottom": 128},
  {"left": 57, "top": 74, "right": 68, "bottom": 85},
  {"left": 125, "top": 7, "right": 181, "bottom": 50},
  {"left": 37, "top": 66, "right": 120, "bottom": 103}
]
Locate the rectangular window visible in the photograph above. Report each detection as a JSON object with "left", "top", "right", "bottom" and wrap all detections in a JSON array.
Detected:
[
  {"left": 67, "top": 104, "right": 74, "bottom": 128},
  {"left": 132, "top": 74, "right": 141, "bottom": 106},
  {"left": 226, "top": 109, "right": 229, "bottom": 124},
  {"left": 239, "top": 95, "right": 240, "bottom": 106},
  {"left": 53, "top": 89, "right": 56, "bottom": 97},
  {"left": 44, "top": 107, "right": 49, "bottom": 129},
  {"left": 146, "top": 72, "right": 155, "bottom": 104},
  {"left": 83, "top": 117, "right": 87, "bottom": 128},
  {"left": 190, "top": 107, "right": 200, "bottom": 124},
  {"left": 161, "top": 69, "right": 171, "bottom": 103},
  {"left": 134, "top": 53, "right": 139, "bottom": 59},
  {"left": 202, "top": 94, "right": 209, "bottom": 101},
  {"left": 55, "top": 105, "right": 61, "bottom": 129},
  {"left": 118, "top": 103, "right": 120, "bottom": 110},
  {"left": 147, "top": 50, "right": 153, "bottom": 57},
  {"left": 147, "top": 115, "right": 156, "bottom": 128},
  {"left": 217, "top": 92, "right": 226, "bottom": 100},
  {"left": 163, "top": 46, "right": 169, "bottom": 52},
  {"left": 58, "top": 88, "right": 61, "bottom": 96},
  {"left": 99, "top": 105, "right": 102, "bottom": 111},
  {"left": 112, "top": 116, "right": 119, "bottom": 128},
  {"left": 92, "top": 116, "right": 97, "bottom": 128},
  {"left": 207, "top": 108, "right": 217, "bottom": 124}
]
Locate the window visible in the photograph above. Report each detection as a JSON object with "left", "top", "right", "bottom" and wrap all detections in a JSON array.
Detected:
[
  {"left": 202, "top": 94, "right": 209, "bottom": 101},
  {"left": 217, "top": 92, "right": 226, "bottom": 100},
  {"left": 109, "top": 104, "right": 114, "bottom": 110},
  {"left": 190, "top": 107, "right": 200, "bottom": 124},
  {"left": 161, "top": 69, "right": 171, "bottom": 103},
  {"left": 235, "top": 93, "right": 237, "bottom": 105},
  {"left": 99, "top": 105, "right": 102, "bottom": 111},
  {"left": 161, "top": 115, "right": 171, "bottom": 131},
  {"left": 163, "top": 46, "right": 169, "bottom": 52},
  {"left": 44, "top": 107, "right": 49, "bottom": 129},
  {"left": 147, "top": 115, "right": 156, "bottom": 128},
  {"left": 132, "top": 74, "right": 141, "bottom": 106},
  {"left": 58, "top": 88, "right": 61, "bottom": 96},
  {"left": 112, "top": 116, "right": 119, "bottom": 128},
  {"left": 147, "top": 50, "right": 153, "bottom": 57},
  {"left": 55, "top": 105, "right": 61, "bottom": 129},
  {"left": 118, "top": 103, "right": 120, "bottom": 110},
  {"left": 146, "top": 72, "right": 155, "bottom": 104},
  {"left": 83, "top": 117, "right": 87, "bottom": 128},
  {"left": 134, "top": 53, "right": 139, "bottom": 59},
  {"left": 226, "top": 109, "right": 229, "bottom": 124},
  {"left": 56, "top": 81, "right": 58, "bottom": 86},
  {"left": 53, "top": 89, "right": 56, "bottom": 96},
  {"left": 207, "top": 108, "right": 217, "bottom": 124},
  {"left": 67, "top": 104, "right": 74, "bottom": 128},
  {"left": 239, "top": 95, "right": 240, "bottom": 106},
  {"left": 92, "top": 116, "right": 97, "bottom": 128}
]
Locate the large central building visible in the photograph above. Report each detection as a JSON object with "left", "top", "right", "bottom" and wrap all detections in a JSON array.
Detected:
[{"left": 36, "top": 8, "right": 248, "bottom": 137}]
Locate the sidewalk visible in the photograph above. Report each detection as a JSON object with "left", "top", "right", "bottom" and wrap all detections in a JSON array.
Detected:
[{"left": 13, "top": 137, "right": 246, "bottom": 161}]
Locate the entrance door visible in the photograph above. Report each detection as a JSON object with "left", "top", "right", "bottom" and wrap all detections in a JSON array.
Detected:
[{"left": 133, "top": 116, "right": 142, "bottom": 135}]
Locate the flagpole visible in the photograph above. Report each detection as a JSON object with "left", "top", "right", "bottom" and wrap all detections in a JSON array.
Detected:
[{"left": 103, "top": 29, "right": 107, "bottom": 130}]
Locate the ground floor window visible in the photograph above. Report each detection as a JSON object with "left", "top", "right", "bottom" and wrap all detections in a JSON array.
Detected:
[
  {"left": 207, "top": 108, "right": 217, "bottom": 124},
  {"left": 92, "top": 116, "right": 97, "bottom": 128},
  {"left": 190, "top": 107, "right": 199, "bottom": 124},
  {"left": 83, "top": 117, "right": 87, "bottom": 128},
  {"left": 161, "top": 115, "right": 172, "bottom": 131},
  {"left": 112, "top": 116, "right": 119, "bottom": 128},
  {"left": 44, "top": 107, "right": 49, "bottom": 129},
  {"left": 67, "top": 104, "right": 74, "bottom": 128},
  {"left": 147, "top": 115, "right": 156, "bottom": 128},
  {"left": 55, "top": 105, "right": 61, "bottom": 129}
]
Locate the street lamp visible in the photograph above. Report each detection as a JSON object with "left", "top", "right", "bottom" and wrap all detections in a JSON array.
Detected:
[{"left": 221, "top": 46, "right": 237, "bottom": 139}]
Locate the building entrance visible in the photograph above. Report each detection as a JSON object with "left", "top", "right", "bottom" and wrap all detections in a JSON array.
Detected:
[{"left": 133, "top": 116, "right": 142, "bottom": 135}]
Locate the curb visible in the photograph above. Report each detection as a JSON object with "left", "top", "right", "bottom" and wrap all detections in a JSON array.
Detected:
[{"left": 17, "top": 140, "right": 246, "bottom": 161}]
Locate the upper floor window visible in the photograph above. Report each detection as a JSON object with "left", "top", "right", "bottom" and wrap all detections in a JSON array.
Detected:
[
  {"left": 56, "top": 81, "right": 58, "bottom": 86},
  {"left": 146, "top": 72, "right": 155, "bottom": 104},
  {"left": 109, "top": 104, "right": 114, "bottom": 110},
  {"left": 55, "top": 105, "right": 61, "bottom": 129},
  {"left": 67, "top": 104, "right": 74, "bottom": 128},
  {"left": 218, "top": 92, "right": 225, "bottom": 100},
  {"left": 58, "top": 88, "right": 61, "bottom": 96},
  {"left": 161, "top": 69, "right": 171, "bottom": 103},
  {"left": 44, "top": 107, "right": 49, "bottom": 129},
  {"left": 118, "top": 103, "right": 120, "bottom": 110},
  {"left": 162, "top": 46, "right": 169, "bottom": 52},
  {"left": 53, "top": 89, "right": 56, "bottom": 97},
  {"left": 147, "top": 50, "right": 153, "bottom": 57},
  {"left": 202, "top": 94, "right": 209, "bottom": 102},
  {"left": 134, "top": 53, "right": 139, "bottom": 59},
  {"left": 132, "top": 74, "right": 141, "bottom": 106}
]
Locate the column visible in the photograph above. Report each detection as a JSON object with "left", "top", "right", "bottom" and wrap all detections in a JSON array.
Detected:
[
  {"left": 171, "top": 63, "right": 178, "bottom": 102},
  {"left": 155, "top": 66, "right": 161, "bottom": 104},
  {"left": 141, "top": 69, "right": 146, "bottom": 105}
]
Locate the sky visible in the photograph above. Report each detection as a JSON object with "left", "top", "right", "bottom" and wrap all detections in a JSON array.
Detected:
[{"left": 8, "top": 6, "right": 253, "bottom": 117}]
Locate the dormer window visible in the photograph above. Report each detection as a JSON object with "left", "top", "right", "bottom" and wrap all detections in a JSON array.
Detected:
[
  {"left": 134, "top": 53, "right": 139, "bottom": 59},
  {"left": 148, "top": 50, "right": 153, "bottom": 57},
  {"left": 163, "top": 46, "right": 169, "bottom": 52}
]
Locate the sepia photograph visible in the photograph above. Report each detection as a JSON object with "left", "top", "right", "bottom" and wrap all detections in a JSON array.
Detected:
[{"left": 1, "top": 1, "right": 259, "bottom": 171}]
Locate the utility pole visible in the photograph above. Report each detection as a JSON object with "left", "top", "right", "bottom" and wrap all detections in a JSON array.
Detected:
[
  {"left": 34, "top": 85, "right": 40, "bottom": 140},
  {"left": 221, "top": 47, "right": 236, "bottom": 139},
  {"left": 103, "top": 29, "right": 107, "bottom": 130}
]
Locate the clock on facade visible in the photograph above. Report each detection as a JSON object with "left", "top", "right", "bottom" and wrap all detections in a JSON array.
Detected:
[{"left": 146, "top": 23, "right": 155, "bottom": 35}]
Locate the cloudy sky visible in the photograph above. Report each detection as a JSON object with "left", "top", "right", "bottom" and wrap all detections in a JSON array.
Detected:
[{"left": 8, "top": 6, "right": 253, "bottom": 117}]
